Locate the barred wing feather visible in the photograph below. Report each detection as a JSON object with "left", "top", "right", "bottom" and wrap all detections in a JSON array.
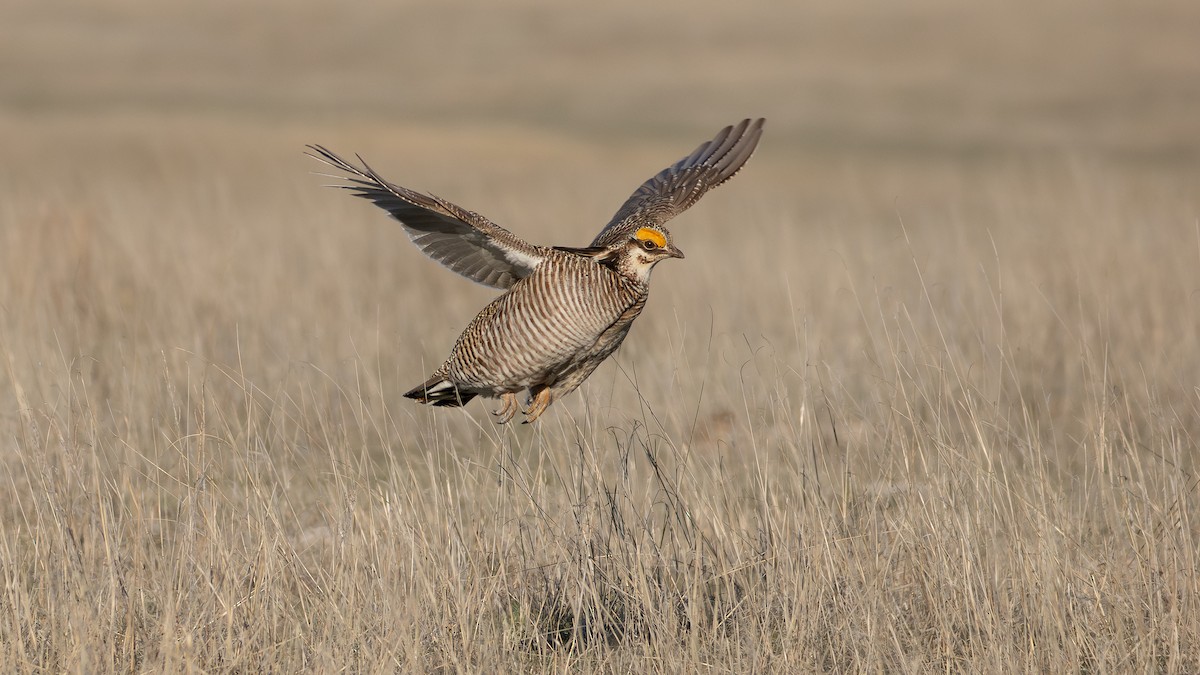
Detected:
[
  {"left": 590, "top": 118, "right": 764, "bottom": 247},
  {"left": 307, "top": 145, "right": 545, "bottom": 290}
]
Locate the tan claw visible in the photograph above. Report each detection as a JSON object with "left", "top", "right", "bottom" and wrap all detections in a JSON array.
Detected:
[
  {"left": 492, "top": 392, "right": 520, "bottom": 424},
  {"left": 522, "top": 387, "right": 553, "bottom": 424}
]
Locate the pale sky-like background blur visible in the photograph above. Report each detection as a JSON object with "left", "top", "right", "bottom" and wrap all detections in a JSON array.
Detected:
[{"left": 5, "top": 0, "right": 1199, "bottom": 159}]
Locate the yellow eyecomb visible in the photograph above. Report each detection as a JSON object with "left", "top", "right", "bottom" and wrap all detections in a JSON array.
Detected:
[{"left": 634, "top": 227, "right": 667, "bottom": 249}]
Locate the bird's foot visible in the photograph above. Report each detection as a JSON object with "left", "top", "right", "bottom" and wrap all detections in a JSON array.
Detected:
[
  {"left": 492, "top": 392, "right": 520, "bottom": 424},
  {"left": 522, "top": 388, "right": 553, "bottom": 424}
]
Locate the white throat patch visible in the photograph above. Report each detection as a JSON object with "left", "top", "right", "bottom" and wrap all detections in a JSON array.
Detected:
[{"left": 623, "top": 248, "right": 660, "bottom": 283}]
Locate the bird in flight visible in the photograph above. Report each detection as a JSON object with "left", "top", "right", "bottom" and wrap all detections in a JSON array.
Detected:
[{"left": 307, "top": 118, "right": 764, "bottom": 423}]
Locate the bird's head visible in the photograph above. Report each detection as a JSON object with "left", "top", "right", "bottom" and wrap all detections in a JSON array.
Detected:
[{"left": 616, "top": 226, "right": 684, "bottom": 282}]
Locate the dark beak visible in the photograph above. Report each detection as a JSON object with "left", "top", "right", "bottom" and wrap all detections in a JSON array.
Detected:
[{"left": 668, "top": 245, "right": 685, "bottom": 259}]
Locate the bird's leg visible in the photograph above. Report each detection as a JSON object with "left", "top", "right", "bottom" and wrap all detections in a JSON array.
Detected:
[
  {"left": 523, "top": 387, "right": 553, "bottom": 424},
  {"left": 492, "top": 392, "right": 520, "bottom": 424}
]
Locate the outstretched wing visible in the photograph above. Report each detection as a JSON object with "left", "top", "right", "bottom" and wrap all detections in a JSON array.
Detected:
[
  {"left": 307, "top": 145, "right": 545, "bottom": 290},
  {"left": 590, "top": 118, "right": 765, "bottom": 247}
]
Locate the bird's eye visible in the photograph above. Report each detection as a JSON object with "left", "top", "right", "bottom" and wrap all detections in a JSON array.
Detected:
[{"left": 640, "top": 238, "right": 658, "bottom": 251}]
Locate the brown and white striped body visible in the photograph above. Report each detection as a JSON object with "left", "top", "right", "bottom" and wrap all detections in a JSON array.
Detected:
[{"left": 437, "top": 251, "right": 647, "bottom": 400}]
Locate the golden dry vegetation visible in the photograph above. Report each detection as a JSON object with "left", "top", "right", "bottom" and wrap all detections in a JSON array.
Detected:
[{"left": 2, "top": 0, "right": 1199, "bottom": 672}]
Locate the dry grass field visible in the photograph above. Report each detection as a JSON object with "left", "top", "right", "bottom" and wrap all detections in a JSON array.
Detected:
[{"left": 3, "top": 0, "right": 1200, "bottom": 672}]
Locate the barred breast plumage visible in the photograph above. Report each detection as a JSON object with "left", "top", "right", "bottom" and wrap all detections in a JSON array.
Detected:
[
  {"left": 307, "top": 118, "right": 764, "bottom": 423},
  {"left": 444, "top": 253, "right": 644, "bottom": 390}
]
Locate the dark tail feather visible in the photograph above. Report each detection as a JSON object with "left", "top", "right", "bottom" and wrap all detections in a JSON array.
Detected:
[{"left": 404, "top": 376, "right": 477, "bottom": 407}]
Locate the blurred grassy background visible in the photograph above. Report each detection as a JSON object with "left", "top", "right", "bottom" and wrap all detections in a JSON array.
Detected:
[
  {"left": 6, "top": 0, "right": 1200, "bottom": 153},
  {"left": 2, "top": 0, "right": 1199, "bottom": 672}
]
